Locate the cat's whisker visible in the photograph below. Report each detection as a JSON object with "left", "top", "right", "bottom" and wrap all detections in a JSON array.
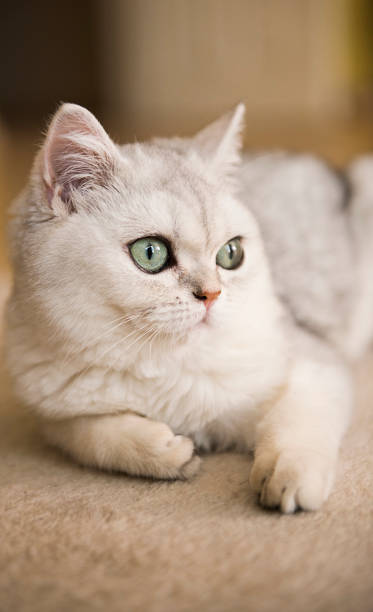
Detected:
[
  {"left": 66, "top": 320, "right": 155, "bottom": 384},
  {"left": 59, "top": 316, "right": 124, "bottom": 366},
  {"left": 91, "top": 321, "right": 152, "bottom": 363},
  {"left": 123, "top": 325, "right": 156, "bottom": 355},
  {"left": 138, "top": 327, "right": 159, "bottom": 361},
  {"left": 101, "top": 312, "right": 139, "bottom": 328},
  {"left": 96, "top": 325, "right": 158, "bottom": 380},
  {"left": 59, "top": 311, "right": 149, "bottom": 367},
  {"left": 60, "top": 316, "right": 151, "bottom": 370},
  {"left": 133, "top": 331, "right": 155, "bottom": 358},
  {"left": 148, "top": 327, "right": 160, "bottom": 362}
]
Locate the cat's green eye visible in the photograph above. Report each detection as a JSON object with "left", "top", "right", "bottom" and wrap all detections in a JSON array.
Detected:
[
  {"left": 216, "top": 238, "right": 243, "bottom": 270},
  {"left": 129, "top": 237, "right": 169, "bottom": 273}
]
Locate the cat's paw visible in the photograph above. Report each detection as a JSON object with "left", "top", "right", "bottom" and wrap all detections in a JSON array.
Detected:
[
  {"left": 250, "top": 448, "right": 335, "bottom": 513},
  {"left": 146, "top": 422, "right": 201, "bottom": 480}
]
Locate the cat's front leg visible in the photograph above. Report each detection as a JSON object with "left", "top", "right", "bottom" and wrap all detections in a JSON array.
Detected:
[
  {"left": 43, "top": 412, "right": 201, "bottom": 480},
  {"left": 250, "top": 338, "right": 352, "bottom": 513}
]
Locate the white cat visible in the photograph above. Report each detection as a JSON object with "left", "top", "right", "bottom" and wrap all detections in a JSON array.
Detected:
[{"left": 5, "top": 102, "right": 372, "bottom": 513}]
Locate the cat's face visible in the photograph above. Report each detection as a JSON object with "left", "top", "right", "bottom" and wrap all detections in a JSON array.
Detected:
[{"left": 20, "top": 104, "right": 269, "bottom": 348}]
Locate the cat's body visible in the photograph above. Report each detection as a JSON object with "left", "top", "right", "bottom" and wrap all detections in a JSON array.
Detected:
[{"left": 5, "top": 103, "right": 373, "bottom": 512}]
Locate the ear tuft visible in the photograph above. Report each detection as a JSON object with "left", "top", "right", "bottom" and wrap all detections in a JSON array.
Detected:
[
  {"left": 192, "top": 103, "right": 245, "bottom": 184},
  {"left": 42, "top": 103, "right": 118, "bottom": 212}
]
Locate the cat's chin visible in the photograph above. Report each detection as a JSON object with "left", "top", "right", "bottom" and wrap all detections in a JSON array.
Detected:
[
  {"left": 196, "top": 312, "right": 211, "bottom": 328},
  {"left": 184, "top": 313, "right": 213, "bottom": 338}
]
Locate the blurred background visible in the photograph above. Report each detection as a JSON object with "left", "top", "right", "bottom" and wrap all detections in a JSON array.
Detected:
[{"left": 2, "top": 0, "right": 373, "bottom": 279}]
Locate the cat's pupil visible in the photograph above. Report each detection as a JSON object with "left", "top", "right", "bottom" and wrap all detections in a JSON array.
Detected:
[
  {"left": 228, "top": 244, "right": 234, "bottom": 259},
  {"left": 146, "top": 244, "right": 154, "bottom": 260}
]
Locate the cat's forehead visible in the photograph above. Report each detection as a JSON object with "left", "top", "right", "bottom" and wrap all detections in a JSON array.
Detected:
[
  {"left": 116, "top": 143, "right": 240, "bottom": 245},
  {"left": 120, "top": 142, "right": 212, "bottom": 195}
]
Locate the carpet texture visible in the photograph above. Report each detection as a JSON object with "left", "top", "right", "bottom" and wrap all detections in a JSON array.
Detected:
[{"left": 1, "top": 280, "right": 372, "bottom": 612}]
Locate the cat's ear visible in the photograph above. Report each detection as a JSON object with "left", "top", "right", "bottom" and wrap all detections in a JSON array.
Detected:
[
  {"left": 192, "top": 103, "right": 245, "bottom": 183},
  {"left": 41, "top": 103, "right": 119, "bottom": 213}
]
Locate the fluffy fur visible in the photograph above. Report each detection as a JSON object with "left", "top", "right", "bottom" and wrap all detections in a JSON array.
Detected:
[{"left": 5, "top": 103, "right": 372, "bottom": 512}]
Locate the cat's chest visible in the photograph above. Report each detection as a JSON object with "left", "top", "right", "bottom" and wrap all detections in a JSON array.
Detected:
[
  {"left": 119, "top": 332, "right": 275, "bottom": 434},
  {"left": 96, "top": 308, "right": 289, "bottom": 434}
]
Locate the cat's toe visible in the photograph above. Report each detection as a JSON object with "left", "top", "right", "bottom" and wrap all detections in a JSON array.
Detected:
[
  {"left": 156, "top": 429, "right": 201, "bottom": 479},
  {"left": 250, "top": 449, "right": 335, "bottom": 513},
  {"left": 180, "top": 454, "right": 202, "bottom": 479},
  {"left": 249, "top": 450, "right": 277, "bottom": 494},
  {"left": 294, "top": 467, "right": 334, "bottom": 511}
]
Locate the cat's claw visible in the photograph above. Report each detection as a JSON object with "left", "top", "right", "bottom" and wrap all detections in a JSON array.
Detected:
[{"left": 250, "top": 448, "right": 335, "bottom": 513}]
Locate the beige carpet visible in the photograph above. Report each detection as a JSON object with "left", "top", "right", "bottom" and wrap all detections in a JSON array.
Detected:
[{"left": 1, "top": 278, "right": 372, "bottom": 612}]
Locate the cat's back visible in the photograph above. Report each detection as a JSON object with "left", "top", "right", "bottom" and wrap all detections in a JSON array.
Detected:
[{"left": 238, "top": 152, "right": 355, "bottom": 341}]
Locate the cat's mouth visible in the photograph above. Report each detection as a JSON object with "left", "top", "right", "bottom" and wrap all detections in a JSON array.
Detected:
[
  {"left": 200, "top": 311, "right": 211, "bottom": 325},
  {"left": 134, "top": 303, "right": 207, "bottom": 337}
]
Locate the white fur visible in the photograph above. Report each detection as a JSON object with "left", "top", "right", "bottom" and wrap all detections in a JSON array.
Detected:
[{"left": 5, "top": 103, "right": 358, "bottom": 512}]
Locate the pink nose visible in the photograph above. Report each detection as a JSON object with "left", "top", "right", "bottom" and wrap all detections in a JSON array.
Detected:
[{"left": 193, "top": 289, "right": 221, "bottom": 311}]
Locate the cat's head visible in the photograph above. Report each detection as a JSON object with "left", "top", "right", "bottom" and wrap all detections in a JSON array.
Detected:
[{"left": 14, "top": 103, "right": 272, "bottom": 352}]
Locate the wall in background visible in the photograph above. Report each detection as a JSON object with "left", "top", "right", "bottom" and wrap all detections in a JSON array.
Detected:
[
  {"left": 99, "top": 0, "right": 355, "bottom": 139},
  {"left": 0, "top": 0, "right": 101, "bottom": 124},
  {"left": 2, "top": 0, "right": 373, "bottom": 273},
  {"left": 1, "top": 0, "right": 373, "bottom": 142}
]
